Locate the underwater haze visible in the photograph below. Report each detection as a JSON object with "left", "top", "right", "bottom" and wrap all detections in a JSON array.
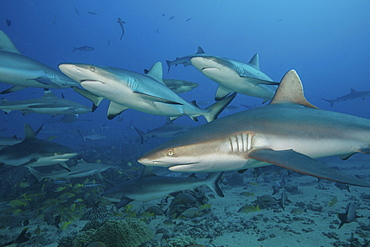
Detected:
[{"left": 1, "top": 1, "right": 370, "bottom": 246}]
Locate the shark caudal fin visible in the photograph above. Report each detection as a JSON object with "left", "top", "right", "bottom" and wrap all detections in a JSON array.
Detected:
[
  {"left": 203, "top": 92, "right": 236, "bottom": 122},
  {"left": 321, "top": 98, "right": 336, "bottom": 107},
  {"left": 204, "top": 172, "right": 224, "bottom": 197}
]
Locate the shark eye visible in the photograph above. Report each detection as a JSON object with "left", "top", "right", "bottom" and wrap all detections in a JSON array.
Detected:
[
  {"left": 89, "top": 66, "right": 96, "bottom": 72},
  {"left": 166, "top": 149, "right": 174, "bottom": 156}
]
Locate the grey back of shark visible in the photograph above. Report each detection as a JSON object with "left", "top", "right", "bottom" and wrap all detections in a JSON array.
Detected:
[{"left": 138, "top": 70, "right": 370, "bottom": 188}]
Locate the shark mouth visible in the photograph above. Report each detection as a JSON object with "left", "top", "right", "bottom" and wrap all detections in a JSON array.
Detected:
[
  {"left": 80, "top": 79, "right": 105, "bottom": 84},
  {"left": 201, "top": 67, "right": 220, "bottom": 72}
]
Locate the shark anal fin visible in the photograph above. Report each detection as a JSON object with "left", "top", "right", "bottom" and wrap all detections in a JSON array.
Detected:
[
  {"left": 117, "top": 197, "right": 133, "bottom": 208},
  {"left": 248, "top": 148, "right": 370, "bottom": 187}
]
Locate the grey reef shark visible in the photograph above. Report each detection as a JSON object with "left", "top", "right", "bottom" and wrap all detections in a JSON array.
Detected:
[
  {"left": 322, "top": 88, "right": 370, "bottom": 107},
  {"left": 166, "top": 46, "right": 278, "bottom": 102},
  {"left": 0, "top": 30, "right": 78, "bottom": 94},
  {"left": 59, "top": 62, "right": 235, "bottom": 121},
  {"left": 101, "top": 166, "right": 224, "bottom": 208},
  {"left": 138, "top": 70, "right": 370, "bottom": 188},
  {"left": 0, "top": 89, "right": 91, "bottom": 115}
]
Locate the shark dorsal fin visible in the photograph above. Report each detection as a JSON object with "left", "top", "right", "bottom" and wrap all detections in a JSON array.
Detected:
[
  {"left": 141, "top": 166, "right": 156, "bottom": 177},
  {"left": 23, "top": 124, "right": 36, "bottom": 140},
  {"left": 164, "top": 117, "right": 173, "bottom": 125},
  {"left": 350, "top": 88, "right": 356, "bottom": 93},
  {"left": 270, "top": 70, "right": 318, "bottom": 108},
  {"left": 248, "top": 54, "right": 260, "bottom": 70},
  {"left": 146, "top": 62, "right": 165, "bottom": 85},
  {"left": 0, "top": 30, "right": 21, "bottom": 54},
  {"left": 196, "top": 46, "right": 205, "bottom": 54}
]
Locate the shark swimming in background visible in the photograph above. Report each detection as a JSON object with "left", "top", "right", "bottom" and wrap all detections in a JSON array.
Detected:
[
  {"left": 0, "top": 30, "right": 79, "bottom": 94},
  {"left": 322, "top": 88, "right": 370, "bottom": 107},
  {"left": 0, "top": 89, "right": 92, "bottom": 115},
  {"left": 27, "top": 159, "right": 111, "bottom": 182},
  {"left": 191, "top": 53, "right": 278, "bottom": 102},
  {"left": 59, "top": 62, "right": 236, "bottom": 121},
  {"left": 101, "top": 166, "right": 224, "bottom": 208},
  {"left": 138, "top": 70, "right": 370, "bottom": 187},
  {"left": 133, "top": 117, "right": 192, "bottom": 144},
  {"left": 0, "top": 124, "right": 77, "bottom": 168}
]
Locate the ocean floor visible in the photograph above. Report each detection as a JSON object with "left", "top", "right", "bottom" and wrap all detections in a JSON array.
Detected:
[{"left": 1, "top": 155, "right": 370, "bottom": 247}]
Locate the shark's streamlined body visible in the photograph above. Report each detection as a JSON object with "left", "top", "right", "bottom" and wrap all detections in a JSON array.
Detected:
[
  {"left": 59, "top": 62, "right": 235, "bottom": 121},
  {"left": 28, "top": 159, "right": 111, "bottom": 182},
  {"left": 0, "top": 89, "right": 91, "bottom": 115},
  {"left": 191, "top": 53, "right": 278, "bottom": 102},
  {"left": 139, "top": 70, "right": 370, "bottom": 187},
  {"left": 0, "top": 30, "right": 79, "bottom": 94},
  {"left": 101, "top": 166, "right": 224, "bottom": 208},
  {"left": 0, "top": 124, "right": 77, "bottom": 168}
]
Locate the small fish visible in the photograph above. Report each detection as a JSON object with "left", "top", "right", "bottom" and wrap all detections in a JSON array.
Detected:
[
  {"left": 71, "top": 46, "right": 95, "bottom": 52},
  {"left": 86, "top": 242, "right": 107, "bottom": 247},
  {"left": 169, "top": 16, "right": 175, "bottom": 20},
  {"left": 6, "top": 19, "right": 11, "bottom": 26},
  {"left": 87, "top": 11, "right": 98, "bottom": 15},
  {"left": 238, "top": 204, "right": 260, "bottom": 213},
  {"left": 338, "top": 202, "right": 357, "bottom": 229},
  {"left": 60, "top": 221, "right": 71, "bottom": 231},
  {"left": 73, "top": 5, "right": 80, "bottom": 16},
  {"left": 328, "top": 197, "right": 338, "bottom": 207},
  {"left": 185, "top": 18, "right": 192, "bottom": 22},
  {"left": 117, "top": 17, "right": 125, "bottom": 40},
  {"left": 240, "top": 192, "right": 255, "bottom": 197}
]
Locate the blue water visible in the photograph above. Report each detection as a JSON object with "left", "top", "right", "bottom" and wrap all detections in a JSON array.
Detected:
[{"left": 1, "top": 1, "right": 370, "bottom": 246}]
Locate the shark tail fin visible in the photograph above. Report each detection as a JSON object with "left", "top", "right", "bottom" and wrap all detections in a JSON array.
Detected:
[
  {"left": 133, "top": 126, "right": 146, "bottom": 144},
  {"left": 27, "top": 167, "right": 45, "bottom": 182},
  {"left": 72, "top": 87, "right": 104, "bottom": 112},
  {"left": 203, "top": 92, "right": 236, "bottom": 122},
  {"left": 205, "top": 172, "right": 224, "bottom": 197},
  {"left": 77, "top": 129, "right": 86, "bottom": 142},
  {"left": 321, "top": 98, "right": 335, "bottom": 107}
]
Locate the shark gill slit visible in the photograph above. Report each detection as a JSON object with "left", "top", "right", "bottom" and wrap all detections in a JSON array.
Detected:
[{"left": 229, "top": 132, "right": 252, "bottom": 152}]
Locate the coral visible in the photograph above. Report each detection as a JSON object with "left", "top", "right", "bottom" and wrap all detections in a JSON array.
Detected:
[
  {"left": 71, "top": 218, "right": 153, "bottom": 247},
  {"left": 167, "top": 235, "right": 196, "bottom": 247}
]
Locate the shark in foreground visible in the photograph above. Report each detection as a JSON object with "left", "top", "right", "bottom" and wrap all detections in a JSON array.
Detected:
[
  {"left": 0, "top": 89, "right": 91, "bottom": 115},
  {"left": 322, "top": 88, "right": 370, "bottom": 107},
  {"left": 191, "top": 53, "right": 278, "bottom": 102},
  {"left": 101, "top": 166, "right": 224, "bottom": 208},
  {"left": 0, "top": 124, "right": 77, "bottom": 168},
  {"left": 0, "top": 30, "right": 79, "bottom": 94},
  {"left": 59, "top": 62, "right": 235, "bottom": 121},
  {"left": 138, "top": 70, "right": 370, "bottom": 187}
]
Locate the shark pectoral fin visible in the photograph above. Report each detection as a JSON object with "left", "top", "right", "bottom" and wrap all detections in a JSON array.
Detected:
[
  {"left": 29, "top": 76, "right": 54, "bottom": 85},
  {"left": 107, "top": 101, "right": 129, "bottom": 120},
  {"left": 248, "top": 149, "right": 370, "bottom": 187},
  {"left": 134, "top": 92, "right": 183, "bottom": 105},
  {"left": 72, "top": 87, "right": 104, "bottom": 110},
  {"left": 215, "top": 85, "right": 232, "bottom": 101},
  {"left": 359, "top": 147, "right": 370, "bottom": 154},
  {"left": 0, "top": 85, "right": 27, "bottom": 94},
  {"left": 243, "top": 77, "right": 279, "bottom": 86}
]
